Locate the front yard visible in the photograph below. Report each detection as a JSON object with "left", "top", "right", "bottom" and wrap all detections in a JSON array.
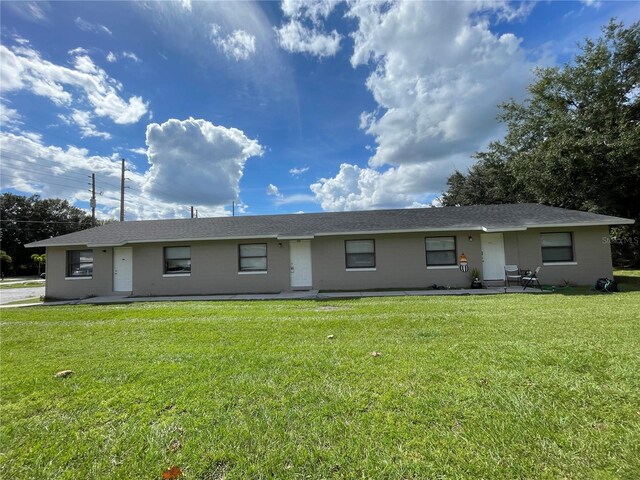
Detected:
[{"left": 1, "top": 293, "right": 639, "bottom": 479}]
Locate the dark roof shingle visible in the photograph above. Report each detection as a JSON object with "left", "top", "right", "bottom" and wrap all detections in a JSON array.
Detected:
[{"left": 26, "top": 203, "right": 634, "bottom": 248}]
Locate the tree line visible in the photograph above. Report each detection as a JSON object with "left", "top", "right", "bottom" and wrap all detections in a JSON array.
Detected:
[
  {"left": 0, "top": 194, "right": 94, "bottom": 276},
  {"left": 441, "top": 20, "right": 639, "bottom": 265}
]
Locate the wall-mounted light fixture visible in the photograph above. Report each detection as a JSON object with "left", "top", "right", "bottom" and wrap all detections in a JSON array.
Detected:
[{"left": 468, "top": 236, "right": 473, "bottom": 242}]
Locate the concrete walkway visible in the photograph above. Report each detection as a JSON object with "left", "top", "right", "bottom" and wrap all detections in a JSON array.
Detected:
[{"left": 1, "top": 286, "right": 547, "bottom": 308}]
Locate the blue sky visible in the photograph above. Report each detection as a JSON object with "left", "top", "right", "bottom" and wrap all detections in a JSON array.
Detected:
[{"left": 1, "top": 0, "right": 638, "bottom": 220}]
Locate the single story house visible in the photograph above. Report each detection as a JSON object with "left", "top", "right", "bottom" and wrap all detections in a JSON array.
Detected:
[{"left": 27, "top": 203, "right": 633, "bottom": 299}]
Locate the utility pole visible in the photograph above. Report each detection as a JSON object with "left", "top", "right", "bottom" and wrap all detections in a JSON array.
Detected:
[
  {"left": 90, "top": 173, "right": 96, "bottom": 227},
  {"left": 191, "top": 206, "right": 194, "bottom": 218},
  {"left": 195, "top": 209, "right": 198, "bottom": 218},
  {"left": 120, "top": 158, "right": 125, "bottom": 222},
  {"left": 232, "top": 201, "right": 235, "bottom": 217}
]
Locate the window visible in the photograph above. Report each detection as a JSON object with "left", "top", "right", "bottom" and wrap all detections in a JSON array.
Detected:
[
  {"left": 541, "top": 232, "right": 574, "bottom": 263},
  {"left": 345, "top": 240, "right": 375, "bottom": 269},
  {"left": 67, "top": 249, "right": 93, "bottom": 277},
  {"left": 425, "top": 236, "right": 457, "bottom": 266},
  {"left": 239, "top": 243, "right": 267, "bottom": 272},
  {"left": 164, "top": 246, "right": 191, "bottom": 274}
]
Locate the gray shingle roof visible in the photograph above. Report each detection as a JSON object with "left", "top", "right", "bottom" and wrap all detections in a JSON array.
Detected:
[{"left": 26, "top": 203, "right": 634, "bottom": 248}]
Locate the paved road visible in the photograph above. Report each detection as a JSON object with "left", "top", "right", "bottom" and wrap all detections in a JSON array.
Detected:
[{"left": 0, "top": 287, "right": 46, "bottom": 305}]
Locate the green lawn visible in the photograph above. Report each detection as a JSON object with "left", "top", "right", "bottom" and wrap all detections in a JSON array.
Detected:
[{"left": 1, "top": 294, "right": 639, "bottom": 479}]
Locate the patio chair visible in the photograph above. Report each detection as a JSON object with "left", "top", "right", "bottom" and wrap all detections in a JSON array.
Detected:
[
  {"left": 504, "top": 265, "right": 522, "bottom": 286},
  {"left": 522, "top": 267, "right": 542, "bottom": 291}
]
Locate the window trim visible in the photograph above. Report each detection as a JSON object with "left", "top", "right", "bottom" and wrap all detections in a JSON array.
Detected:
[
  {"left": 66, "top": 249, "right": 93, "bottom": 278},
  {"left": 425, "top": 236, "right": 457, "bottom": 267},
  {"left": 344, "top": 239, "right": 376, "bottom": 269},
  {"left": 238, "top": 243, "right": 268, "bottom": 272},
  {"left": 541, "top": 232, "right": 574, "bottom": 264},
  {"left": 163, "top": 246, "right": 192, "bottom": 275}
]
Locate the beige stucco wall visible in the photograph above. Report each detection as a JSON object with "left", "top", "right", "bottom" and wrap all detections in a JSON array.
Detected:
[
  {"left": 311, "top": 232, "right": 480, "bottom": 290},
  {"left": 130, "top": 239, "right": 289, "bottom": 296},
  {"left": 45, "top": 246, "right": 116, "bottom": 299},
  {"left": 510, "top": 226, "right": 613, "bottom": 286},
  {"left": 42, "top": 225, "right": 614, "bottom": 299}
]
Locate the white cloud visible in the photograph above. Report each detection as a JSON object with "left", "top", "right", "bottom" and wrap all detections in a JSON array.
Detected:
[
  {"left": 106, "top": 51, "right": 117, "bottom": 62},
  {"left": 142, "top": 117, "right": 264, "bottom": 206},
  {"left": 128, "top": 147, "right": 148, "bottom": 155},
  {"left": 311, "top": 163, "right": 444, "bottom": 211},
  {"left": 289, "top": 166, "right": 309, "bottom": 176},
  {"left": 275, "top": 0, "right": 341, "bottom": 57},
  {"left": 0, "top": 43, "right": 148, "bottom": 124},
  {"left": 349, "top": 1, "right": 533, "bottom": 167},
  {"left": 4, "top": 2, "right": 49, "bottom": 23},
  {"left": 58, "top": 109, "right": 112, "bottom": 139},
  {"left": 0, "top": 130, "right": 228, "bottom": 220},
  {"left": 266, "top": 183, "right": 282, "bottom": 197},
  {"left": 311, "top": 1, "right": 535, "bottom": 210},
  {"left": 0, "top": 101, "right": 22, "bottom": 127},
  {"left": 122, "top": 51, "right": 141, "bottom": 63},
  {"left": 276, "top": 20, "right": 341, "bottom": 57},
  {"left": 210, "top": 25, "right": 256, "bottom": 61},
  {"left": 75, "top": 17, "right": 112, "bottom": 35},
  {"left": 180, "top": 0, "right": 192, "bottom": 12},
  {"left": 274, "top": 193, "right": 316, "bottom": 206}
]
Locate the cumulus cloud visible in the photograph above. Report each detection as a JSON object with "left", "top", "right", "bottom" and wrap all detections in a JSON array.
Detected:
[
  {"left": 275, "top": 0, "right": 341, "bottom": 57},
  {"left": 210, "top": 24, "right": 256, "bottom": 60},
  {"left": 142, "top": 118, "right": 264, "bottom": 206},
  {"left": 0, "top": 130, "right": 228, "bottom": 220},
  {"left": 106, "top": 51, "right": 117, "bottom": 62},
  {"left": 311, "top": 1, "right": 535, "bottom": 210},
  {"left": 0, "top": 43, "right": 148, "bottom": 125},
  {"left": 311, "top": 163, "right": 445, "bottom": 211},
  {"left": 75, "top": 17, "right": 112, "bottom": 35},
  {"left": 266, "top": 183, "right": 282, "bottom": 197}
]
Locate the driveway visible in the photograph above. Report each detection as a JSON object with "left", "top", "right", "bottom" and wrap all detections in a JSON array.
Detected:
[{"left": 0, "top": 286, "right": 45, "bottom": 305}]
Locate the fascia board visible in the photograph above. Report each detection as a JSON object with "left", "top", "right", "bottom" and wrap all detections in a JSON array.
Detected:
[
  {"left": 523, "top": 220, "right": 635, "bottom": 228},
  {"left": 277, "top": 235, "right": 315, "bottom": 240},
  {"left": 314, "top": 227, "right": 486, "bottom": 237}
]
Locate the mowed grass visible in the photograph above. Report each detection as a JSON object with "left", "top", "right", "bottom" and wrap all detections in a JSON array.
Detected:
[{"left": 1, "top": 294, "right": 639, "bottom": 479}]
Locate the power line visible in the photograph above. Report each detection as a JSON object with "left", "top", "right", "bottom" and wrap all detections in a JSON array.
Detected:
[
  {"left": 0, "top": 219, "right": 91, "bottom": 224},
  {"left": 0, "top": 156, "right": 123, "bottom": 190}
]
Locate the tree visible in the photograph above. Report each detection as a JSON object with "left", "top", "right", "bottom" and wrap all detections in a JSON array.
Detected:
[
  {"left": 442, "top": 20, "right": 640, "bottom": 265},
  {"left": 0, "top": 194, "right": 93, "bottom": 276},
  {"left": 31, "top": 253, "right": 46, "bottom": 277},
  {"left": 0, "top": 250, "right": 12, "bottom": 280}
]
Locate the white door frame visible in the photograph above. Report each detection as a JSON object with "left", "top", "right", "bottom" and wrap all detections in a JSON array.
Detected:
[
  {"left": 289, "top": 240, "right": 312, "bottom": 289},
  {"left": 480, "top": 233, "right": 506, "bottom": 281},
  {"left": 113, "top": 247, "right": 133, "bottom": 292}
]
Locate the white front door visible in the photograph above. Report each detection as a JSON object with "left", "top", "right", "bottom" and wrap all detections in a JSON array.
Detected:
[
  {"left": 113, "top": 247, "right": 133, "bottom": 291},
  {"left": 290, "top": 240, "right": 312, "bottom": 289},
  {"left": 480, "top": 233, "right": 505, "bottom": 281}
]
